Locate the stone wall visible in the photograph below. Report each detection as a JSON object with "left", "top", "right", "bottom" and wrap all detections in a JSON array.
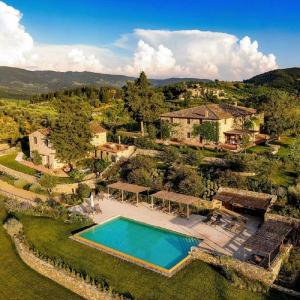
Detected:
[
  {"left": 265, "top": 211, "right": 300, "bottom": 228},
  {"left": 134, "top": 148, "right": 163, "bottom": 158},
  {"left": 0, "top": 163, "right": 37, "bottom": 183},
  {"left": 53, "top": 179, "right": 96, "bottom": 194},
  {"left": 0, "top": 179, "right": 47, "bottom": 202},
  {"left": 10, "top": 234, "right": 125, "bottom": 300},
  {"left": 191, "top": 245, "right": 292, "bottom": 286}
]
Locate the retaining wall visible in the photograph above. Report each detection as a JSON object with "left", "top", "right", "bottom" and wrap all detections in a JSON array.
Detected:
[
  {"left": 191, "top": 245, "right": 292, "bottom": 286},
  {"left": 0, "top": 164, "right": 37, "bottom": 183},
  {"left": 10, "top": 234, "right": 122, "bottom": 300},
  {"left": 0, "top": 179, "right": 47, "bottom": 202}
]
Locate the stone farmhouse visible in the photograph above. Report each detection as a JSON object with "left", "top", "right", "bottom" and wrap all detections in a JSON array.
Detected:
[
  {"left": 160, "top": 103, "right": 266, "bottom": 150},
  {"left": 179, "top": 85, "right": 226, "bottom": 100},
  {"left": 29, "top": 122, "right": 135, "bottom": 169}
]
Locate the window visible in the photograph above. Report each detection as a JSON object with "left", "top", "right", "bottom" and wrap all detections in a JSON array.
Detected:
[
  {"left": 187, "top": 132, "right": 191, "bottom": 138},
  {"left": 170, "top": 117, "right": 174, "bottom": 123},
  {"left": 34, "top": 137, "right": 38, "bottom": 144},
  {"left": 45, "top": 139, "right": 49, "bottom": 147},
  {"left": 224, "top": 119, "right": 227, "bottom": 125},
  {"left": 187, "top": 119, "right": 191, "bottom": 124}
]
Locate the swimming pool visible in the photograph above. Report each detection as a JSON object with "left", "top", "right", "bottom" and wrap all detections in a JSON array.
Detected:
[{"left": 73, "top": 216, "right": 200, "bottom": 275}]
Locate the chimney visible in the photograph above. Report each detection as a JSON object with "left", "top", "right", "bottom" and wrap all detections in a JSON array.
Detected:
[
  {"left": 204, "top": 109, "right": 209, "bottom": 118},
  {"left": 118, "top": 135, "right": 121, "bottom": 145},
  {"left": 234, "top": 101, "right": 238, "bottom": 106}
]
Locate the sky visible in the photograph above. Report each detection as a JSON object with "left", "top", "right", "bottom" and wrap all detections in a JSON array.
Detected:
[{"left": 0, "top": 0, "right": 299, "bottom": 80}]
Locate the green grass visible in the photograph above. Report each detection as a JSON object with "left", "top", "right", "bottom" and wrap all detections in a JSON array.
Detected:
[
  {"left": 0, "top": 153, "right": 37, "bottom": 176},
  {"left": 272, "top": 135, "right": 300, "bottom": 158},
  {"left": 247, "top": 145, "right": 271, "bottom": 155},
  {"left": 19, "top": 214, "right": 295, "bottom": 300},
  {"left": 0, "top": 201, "right": 83, "bottom": 300},
  {"left": 0, "top": 153, "right": 76, "bottom": 184}
]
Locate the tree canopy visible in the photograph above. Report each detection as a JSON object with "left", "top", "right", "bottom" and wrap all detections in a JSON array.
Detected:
[
  {"left": 0, "top": 116, "right": 19, "bottom": 141},
  {"left": 50, "top": 97, "right": 93, "bottom": 165},
  {"left": 123, "top": 72, "right": 165, "bottom": 135}
]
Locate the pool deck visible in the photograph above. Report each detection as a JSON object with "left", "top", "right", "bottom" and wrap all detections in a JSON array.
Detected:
[{"left": 90, "top": 194, "right": 261, "bottom": 259}]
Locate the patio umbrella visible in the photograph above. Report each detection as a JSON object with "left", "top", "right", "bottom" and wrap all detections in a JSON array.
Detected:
[{"left": 90, "top": 193, "right": 94, "bottom": 208}]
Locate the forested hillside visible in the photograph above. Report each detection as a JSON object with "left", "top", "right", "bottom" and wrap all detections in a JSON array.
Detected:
[
  {"left": 245, "top": 68, "right": 300, "bottom": 95},
  {"left": 0, "top": 67, "right": 209, "bottom": 99}
]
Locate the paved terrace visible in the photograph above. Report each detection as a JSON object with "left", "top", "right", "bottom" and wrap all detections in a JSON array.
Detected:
[{"left": 91, "top": 195, "right": 261, "bottom": 259}]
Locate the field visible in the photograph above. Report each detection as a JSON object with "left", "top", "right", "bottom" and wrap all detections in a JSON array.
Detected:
[
  {"left": 0, "top": 201, "right": 82, "bottom": 300},
  {"left": 19, "top": 213, "right": 295, "bottom": 300}
]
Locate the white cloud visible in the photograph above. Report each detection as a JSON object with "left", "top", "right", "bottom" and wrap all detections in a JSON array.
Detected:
[
  {"left": 0, "top": 1, "right": 33, "bottom": 65},
  {"left": 0, "top": 1, "right": 278, "bottom": 80},
  {"left": 126, "top": 29, "right": 278, "bottom": 80}
]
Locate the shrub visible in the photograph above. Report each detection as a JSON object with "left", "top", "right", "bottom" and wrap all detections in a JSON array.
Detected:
[
  {"left": 13, "top": 179, "right": 28, "bottom": 189},
  {"left": 31, "top": 150, "right": 42, "bottom": 165},
  {"left": 288, "top": 184, "right": 300, "bottom": 208},
  {"left": 76, "top": 183, "right": 91, "bottom": 199},
  {"left": 29, "top": 183, "right": 44, "bottom": 193},
  {"left": 40, "top": 174, "right": 58, "bottom": 194},
  {"left": 68, "top": 169, "right": 84, "bottom": 181},
  {"left": 94, "top": 159, "right": 110, "bottom": 174}
]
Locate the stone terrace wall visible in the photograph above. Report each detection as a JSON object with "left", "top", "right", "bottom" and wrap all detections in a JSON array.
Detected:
[
  {"left": 10, "top": 234, "right": 123, "bottom": 300},
  {"left": 0, "top": 164, "right": 37, "bottom": 183},
  {"left": 265, "top": 211, "right": 300, "bottom": 228},
  {"left": 191, "top": 245, "right": 292, "bottom": 286}
]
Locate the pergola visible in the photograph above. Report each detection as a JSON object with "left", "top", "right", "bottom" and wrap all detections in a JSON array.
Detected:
[
  {"left": 213, "top": 187, "right": 275, "bottom": 214},
  {"left": 150, "top": 190, "right": 200, "bottom": 219},
  {"left": 107, "top": 181, "right": 150, "bottom": 205},
  {"left": 244, "top": 220, "right": 292, "bottom": 268}
]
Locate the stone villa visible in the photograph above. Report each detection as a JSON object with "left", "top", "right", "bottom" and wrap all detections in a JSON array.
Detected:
[
  {"left": 160, "top": 103, "right": 266, "bottom": 149},
  {"left": 29, "top": 122, "right": 134, "bottom": 169}
]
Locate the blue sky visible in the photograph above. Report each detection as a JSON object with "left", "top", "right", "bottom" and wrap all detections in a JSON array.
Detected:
[{"left": 1, "top": 0, "right": 299, "bottom": 79}]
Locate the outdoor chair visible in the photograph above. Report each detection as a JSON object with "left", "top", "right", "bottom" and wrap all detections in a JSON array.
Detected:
[{"left": 204, "top": 213, "right": 213, "bottom": 223}]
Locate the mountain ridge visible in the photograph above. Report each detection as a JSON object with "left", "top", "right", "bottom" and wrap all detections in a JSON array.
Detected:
[
  {"left": 0, "top": 66, "right": 211, "bottom": 99},
  {"left": 244, "top": 67, "right": 300, "bottom": 94}
]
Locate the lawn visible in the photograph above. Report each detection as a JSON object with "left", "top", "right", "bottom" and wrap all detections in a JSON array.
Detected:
[
  {"left": 0, "top": 201, "right": 83, "bottom": 300},
  {"left": 19, "top": 214, "right": 295, "bottom": 300},
  {"left": 0, "top": 153, "right": 75, "bottom": 184},
  {"left": 0, "top": 153, "right": 37, "bottom": 176}
]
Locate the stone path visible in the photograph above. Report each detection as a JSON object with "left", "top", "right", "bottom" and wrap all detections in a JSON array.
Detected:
[{"left": 0, "top": 179, "right": 47, "bottom": 202}]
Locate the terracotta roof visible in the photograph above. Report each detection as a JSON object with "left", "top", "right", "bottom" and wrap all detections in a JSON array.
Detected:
[
  {"left": 151, "top": 190, "right": 200, "bottom": 205},
  {"left": 244, "top": 220, "right": 292, "bottom": 255},
  {"left": 213, "top": 187, "right": 274, "bottom": 211},
  {"left": 97, "top": 142, "right": 129, "bottom": 153},
  {"left": 161, "top": 104, "right": 256, "bottom": 120},
  {"left": 89, "top": 121, "right": 106, "bottom": 134}
]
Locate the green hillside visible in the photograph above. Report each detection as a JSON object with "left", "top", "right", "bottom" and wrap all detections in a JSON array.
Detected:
[{"left": 245, "top": 68, "right": 300, "bottom": 95}]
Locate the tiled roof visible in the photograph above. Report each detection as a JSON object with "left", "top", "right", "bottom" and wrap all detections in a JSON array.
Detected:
[
  {"left": 89, "top": 121, "right": 106, "bottom": 134},
  {"left": 161, "top": 104, "right": 256, "bottom": 120}
]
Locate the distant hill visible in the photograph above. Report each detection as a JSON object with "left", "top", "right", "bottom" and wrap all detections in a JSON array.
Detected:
[
  {"left": 0, "top": 66, "right": 210, "bottom": 99},
  {"left": 245, "top": 67, "right": 300, "bottom": 95}
]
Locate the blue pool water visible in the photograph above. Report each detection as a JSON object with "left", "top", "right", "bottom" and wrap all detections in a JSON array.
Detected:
[{"left": 79, "top": 217, "right": 200, "bottom": 270}]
